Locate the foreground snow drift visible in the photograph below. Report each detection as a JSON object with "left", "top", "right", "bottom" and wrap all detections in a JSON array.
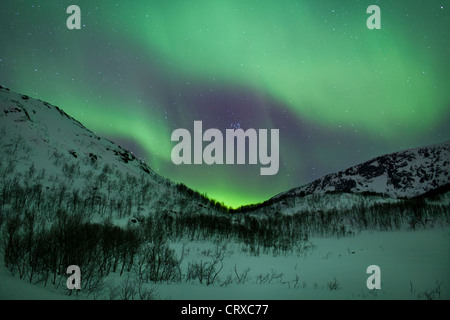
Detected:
[{"left": 1, "top": 226, "right": 448, "bottom": 300}]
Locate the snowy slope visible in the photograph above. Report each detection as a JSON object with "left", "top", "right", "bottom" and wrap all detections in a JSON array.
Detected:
[
  {"left": 0, "top": 86, "right": 215, "bottom": 219},
  {"left": 0, "top": 85, "right": 159, "bottom": 180}
]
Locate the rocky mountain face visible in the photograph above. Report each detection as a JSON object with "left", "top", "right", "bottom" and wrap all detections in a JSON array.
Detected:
[{"left": 272, "top": 140, "right": 450, "bottom": 202}]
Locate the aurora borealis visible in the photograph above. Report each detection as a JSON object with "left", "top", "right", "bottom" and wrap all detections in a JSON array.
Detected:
[{"left": 1, "top": 1, "right": 449, "bottom": 208}]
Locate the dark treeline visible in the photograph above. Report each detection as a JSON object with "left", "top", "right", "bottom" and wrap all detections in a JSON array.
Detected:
[
  {"left": 164, "top": 196, "right": 449, "bottom": 249},
  {"left": 1, "top": 208, "right": 187, "bottom": 294},
  {"left": 1, "top": 178, "right": 449, "bottom": 290},
  {"left": 0, "top": 156, "right": 449, "bottom": 295}
]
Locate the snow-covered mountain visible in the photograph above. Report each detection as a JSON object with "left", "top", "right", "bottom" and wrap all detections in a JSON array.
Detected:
[
  {"left": 0, "top": 86, "right": 159, "bottom": 178},
  {"left": 271, "top": 140, "right": 450, "bottom": 203},
  {"left": 0, "top": 86, "right": 215, "bottom": 218}
]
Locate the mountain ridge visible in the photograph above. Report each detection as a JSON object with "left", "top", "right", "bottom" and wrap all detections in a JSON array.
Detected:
[
  {"left": 264, "top": 139, "right": 450, "bottom": 210},
  {"left": 1, "top": 86, "right": 449, "bottom": 215}
]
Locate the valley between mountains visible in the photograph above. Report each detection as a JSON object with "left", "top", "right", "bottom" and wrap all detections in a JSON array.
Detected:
[{"left": 0, "top": 86, "right": 449, "bottom": 300}]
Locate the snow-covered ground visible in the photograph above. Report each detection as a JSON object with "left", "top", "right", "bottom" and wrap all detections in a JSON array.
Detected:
[{"left": 1, "top": 226, "right": 448, "bottom": 300}]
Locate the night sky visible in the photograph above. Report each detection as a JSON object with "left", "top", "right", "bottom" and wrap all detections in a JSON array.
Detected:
[{"left": 1, "top": 1, "right": 449, "bottom": 208}]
